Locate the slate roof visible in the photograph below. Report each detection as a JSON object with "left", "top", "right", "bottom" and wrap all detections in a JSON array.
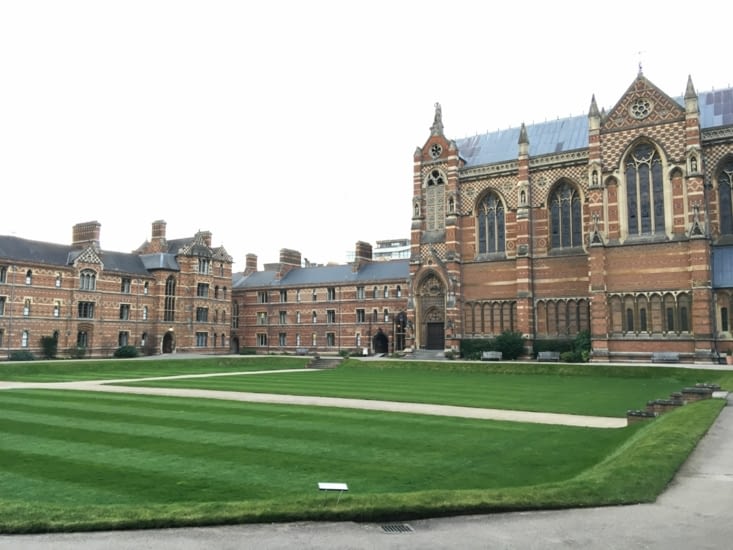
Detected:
[
  {"left": 0, "top": 236, "right": 73, "bottom": 267},
  {"left": 0, "top": 235, "right": 152, "bottom": 275},
  {"left": 232, "top": 259, "right": 410, "bottom": 289},
  {"left": 456, "top": 87, "right": 733, "bottom": 168},
  {"left": 139, "top": 253, "right": 180, "bottom": 271},
  {"left": 700, "top": 88, "right": 733, "bottom": 128}
]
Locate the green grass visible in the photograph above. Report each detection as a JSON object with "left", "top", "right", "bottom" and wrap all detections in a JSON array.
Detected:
[
  {"left": 0, "top": 356, "right": 308, "bottom": 382},
  {"left": 0, "top": 358, "right": 728, "bottom": 532},
  {"left": 121, "top": 359, "right": 732, "bottom": 417}
]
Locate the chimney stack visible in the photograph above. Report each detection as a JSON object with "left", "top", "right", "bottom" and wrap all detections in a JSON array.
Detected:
[
  {"left": 71, "top": 221, "right": 101, "bottom": 250},
  {"left": 274, "top": 248, "right": 302, "bottom": 278},
  {"left": 146, "top": 220, "right": 168, "bottom": 253},
  {"left": 353, "top": 241, "right": 373, "bottom": 271},
  {"left": 244, "top": 253, "right": 258, "bottom": 275},
  {"left": 199, "top": 231, "right": 212, "bottom": 247}
]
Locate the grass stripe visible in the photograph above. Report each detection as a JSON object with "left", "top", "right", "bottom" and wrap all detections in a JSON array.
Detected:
[
  {"left": 123, "top": 365, "right": 709, "bottom": 417},
  {"left": 0, "top": 391, "right": 632, "bottom": 506}
]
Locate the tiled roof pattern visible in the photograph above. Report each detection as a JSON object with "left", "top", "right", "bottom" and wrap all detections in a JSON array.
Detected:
[{"left": 456, "top": 87, "right": 732, "bottom": 168}]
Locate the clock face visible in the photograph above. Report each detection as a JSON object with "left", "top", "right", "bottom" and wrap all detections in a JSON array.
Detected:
[{"left": 430, "top": 143, "right": 442, "bottom": 159}]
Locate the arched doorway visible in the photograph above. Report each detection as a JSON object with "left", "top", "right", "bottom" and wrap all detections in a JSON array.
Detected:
[
  {"left": 424, "top": 308, "right": 445, "bottom": 350},
  {"left": 372, "top": 328, "right": 388, "bottom": 354},
  {"left": 230, "top": 336, "right": 240, "bottom": 354},
  {"left": 162, "top": 331, "right": 175, "bottom": 354},
  {"left": 416, "top": 272, "right": 446, "bottom": 350}
]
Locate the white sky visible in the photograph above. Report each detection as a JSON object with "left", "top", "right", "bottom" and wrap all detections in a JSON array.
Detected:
[{"left": 1, "top": 1, "right": 730, "bottom": 271}]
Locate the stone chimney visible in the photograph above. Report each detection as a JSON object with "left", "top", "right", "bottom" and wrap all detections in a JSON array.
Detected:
[
  {"left": 71, "top": 221, "right": 101, "bottom": 250},
  {"left": 353, "top": 241, "right": 372, "bottom": 271},
  {"left": 244, "top": 253, "right": 258, "bottom": 275}
]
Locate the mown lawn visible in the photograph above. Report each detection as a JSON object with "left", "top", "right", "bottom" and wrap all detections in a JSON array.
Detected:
[
  {"left": 121, "top": 359, "right": 733, "bottom": 418},
  {"left": 0, "top": 356, "right": 308, "bottom": 382},
  {"left": 0, "top": 357, "right": 728, "bottom": 533}
]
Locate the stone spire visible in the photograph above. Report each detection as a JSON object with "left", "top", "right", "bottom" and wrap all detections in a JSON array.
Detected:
[
  {"left": 588, "top": 94, "right": 601, "bottom": 131},
  {"left": 430, "top": 102, "right": 444, "bottom": 136},
  {"left": 684, "top": 74, "right": 699, "bottom": 115},
  {"left": 518, "top": 122, "right": 529, "bottom": 156}
]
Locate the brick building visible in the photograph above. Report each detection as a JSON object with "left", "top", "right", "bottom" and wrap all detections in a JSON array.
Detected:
[
  {"left": 0, "top": 220, "right": 233, "bottom": 358},
  {"left": 408, "top": 71, "right": 733, "bottom": 362},
  {"left": 5, "top": 71, "right": 733, "bottom": 363},
  {"left": 231, "top": 242, "right": 410, "bottom": 354}
]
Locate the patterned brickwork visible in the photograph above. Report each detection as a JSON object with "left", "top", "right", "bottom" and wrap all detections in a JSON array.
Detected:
[
  {"left": 406, "top": 72, "right": 733, "bottom": 361},
  {"left": 600, "top": 119, "right": 687, "bottom": 173},
  {"left": 603, "top": 76, "right": 685, "bottom": 131}
]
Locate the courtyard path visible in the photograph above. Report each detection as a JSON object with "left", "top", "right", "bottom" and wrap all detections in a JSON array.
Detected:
[{"left": 0, "top": 368, "right": 626, "bottom": 428}]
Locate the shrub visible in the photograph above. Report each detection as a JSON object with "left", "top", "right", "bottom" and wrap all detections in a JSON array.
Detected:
[
  {"left": 494, "top": 331, "right": 525, "bottom": 360},
  {"left": 113, "top": 345, "right": 139, "bottom": 358},
  {"left": 239, "top": 347, "right": 257, "bottom": 355},
  {"left": 560, "top": 350, "right": 584, "bottom": 363},
  {"left": 533, "top": 338, "right": 575, "bottom": 355},
  {"left": 9, "top": 350, "right": 35, "bottom": 361},
  {"left": 574, "top": 330, "right": 591, "bottom": 358},
  {"left": 459, "top": 339, "right": 498, "bottom": 360},
  {"left": 40, "top": 336, "right": 58, "bottom": 359},
  {"left": 68, "top": 346, "right": 87, "bottom": 359}
]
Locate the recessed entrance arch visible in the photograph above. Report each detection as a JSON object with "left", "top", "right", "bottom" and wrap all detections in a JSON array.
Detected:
[
  {"left": 162, "top": 331, "right": 175, "bottom": 354},
  {"left": 415, "top": 272, "right": 446, "bottom": 350},
  {"left": 372, "top": 328, "right": 389, "bottom": 354}
]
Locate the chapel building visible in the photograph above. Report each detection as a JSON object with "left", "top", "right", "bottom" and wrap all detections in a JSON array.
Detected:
[{"left": 408, "top": 71, "right": 733, "bottom": 362}]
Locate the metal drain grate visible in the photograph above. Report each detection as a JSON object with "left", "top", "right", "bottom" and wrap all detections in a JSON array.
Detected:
[{"left": 381, "top": 523, "right": 413, "bottom": 534}]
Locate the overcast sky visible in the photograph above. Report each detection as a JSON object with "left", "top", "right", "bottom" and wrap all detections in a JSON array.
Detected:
[{"left": 1, "top": 1, "right": 730, "bottom": 271}]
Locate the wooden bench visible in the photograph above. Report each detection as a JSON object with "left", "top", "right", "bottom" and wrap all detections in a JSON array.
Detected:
[
  {"left": 651, "top": 351, "right": 680, "bottom": 363},
  {"left": 537, "top": 351, "right": 560, "bottom": 362},
  {"left": 295, "top": 347, "right": 309, "bottom": 356},
  {"left": 481, "top": 351, "right": 503, "bottom": 361}
]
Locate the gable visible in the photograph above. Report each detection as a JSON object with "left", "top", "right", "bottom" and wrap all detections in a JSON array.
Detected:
[{"left": 603, "top": 74, "right": 685, "bottom": 131}]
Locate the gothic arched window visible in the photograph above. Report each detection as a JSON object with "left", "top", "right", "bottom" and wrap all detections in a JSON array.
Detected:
[
  {"left": 625, "top": 142, "right": 665, "bottom": 236},
  {"left": 717, "top": 157, "right": 733, "bottom": 235},
  {"left": 164, "top": 276, "right": 176, "bottom": 322},
  {"left": 80, "top": 269, "right": 96, "bottom": 290},
  {"left": 425, "top": 169, "right": 446, "bottom": 231},
  {"left": 477, "top": 191, "right": 505, "bottom": 254},
  {"left": 549, "top": 181, "right": 582, "bottom": 249}
]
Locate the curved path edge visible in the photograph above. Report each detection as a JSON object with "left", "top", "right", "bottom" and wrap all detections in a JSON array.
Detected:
[{"left": 0, "top": 372, "right": 625, "bottom": 428}]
